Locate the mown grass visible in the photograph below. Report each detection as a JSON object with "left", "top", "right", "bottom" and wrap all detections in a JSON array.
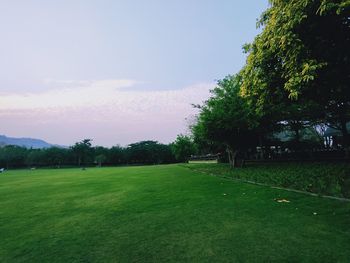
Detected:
[
  {"left": 185, "top": 162, "right": 350, "bottom": 198},
  {"left": 0, "top": 164, "right": 349, "bottom": 262}
]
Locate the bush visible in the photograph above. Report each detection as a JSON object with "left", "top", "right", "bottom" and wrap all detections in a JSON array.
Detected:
[{"left": 185, "top": 162, "right": 350, "bottom": 198}]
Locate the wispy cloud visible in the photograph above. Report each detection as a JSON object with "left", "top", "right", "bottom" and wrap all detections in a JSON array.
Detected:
[
  {"left": 0, "top": 79, "right": 213, "bottom": 146},
  {"left": 0, "top": 79, "right": 139, "bottom": 110}
]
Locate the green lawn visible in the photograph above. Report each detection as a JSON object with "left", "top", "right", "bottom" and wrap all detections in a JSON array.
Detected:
[{"left": 0, "top": 165, "right": 349, "bottom": 262}]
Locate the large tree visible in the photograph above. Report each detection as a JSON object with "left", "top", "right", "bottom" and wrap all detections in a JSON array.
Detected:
[
  {"left": 193, "top": 74, "right": 259, "bottom": 168},
  {"left": 126, "top": 141, "right": 174, "bottom": 164},
  {"left": 108, "top": 145, "right": 126, "bottom": 165},
  {"left": 241, "top": 0, "right": 350, "bottom": 149}
]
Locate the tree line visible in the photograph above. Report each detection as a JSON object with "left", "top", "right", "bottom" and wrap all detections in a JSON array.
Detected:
[
  {"left": 189, "top": 0, "right": 350, "bottom": 167},
  {"left": 0, "top": 138, "right": 196, "bottom": 169}
]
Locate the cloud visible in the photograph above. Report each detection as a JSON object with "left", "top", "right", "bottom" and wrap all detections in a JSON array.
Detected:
[
  {"left": 0, "top": 79, "right": 213, "bottom": 146},
  {"left": 0, "top": 79, "right": 139, "bottom": 110}
]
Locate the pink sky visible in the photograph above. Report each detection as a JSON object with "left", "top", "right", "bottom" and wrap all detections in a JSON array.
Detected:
[
  {"left": 0, "top": 79, "right": 212, "bottom": 146},
  {"left": 0, "top": 1, "right": 268, "bottom": 146}
]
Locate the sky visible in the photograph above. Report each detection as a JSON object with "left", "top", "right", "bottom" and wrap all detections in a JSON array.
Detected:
[{"left": 0, "top": 0, "right": 269, "bottom": 147}]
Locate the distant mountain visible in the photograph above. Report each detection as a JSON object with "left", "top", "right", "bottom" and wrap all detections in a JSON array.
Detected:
[{"left": 0, "top": 135, "right": 57, "bottom": 149}]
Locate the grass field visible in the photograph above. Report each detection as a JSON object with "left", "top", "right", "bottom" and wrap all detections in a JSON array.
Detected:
[{"left": 1, "top": 165, "right": 349, "bottom": 262}]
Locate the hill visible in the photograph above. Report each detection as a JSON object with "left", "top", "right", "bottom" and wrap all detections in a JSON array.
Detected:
[{"left": 0, "top": 135, "right": 53, "bottom": 149}]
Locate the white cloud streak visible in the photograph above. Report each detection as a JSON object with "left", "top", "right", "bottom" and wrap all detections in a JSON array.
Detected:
[
  {"left": 0, "top": 79, "right": 139, "bottom": 110},
  {"left": 0, "top": 79, "right": 213, "bottom": 146}
]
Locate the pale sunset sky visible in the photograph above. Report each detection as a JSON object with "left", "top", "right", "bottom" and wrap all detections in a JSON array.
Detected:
[{"left": 0, "top": 0, "right": 269, "bottom": 146}]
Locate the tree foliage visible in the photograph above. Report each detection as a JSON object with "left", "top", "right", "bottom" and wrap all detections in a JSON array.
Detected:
[
  {"left": 0, "top": 140, "right": 177, "bottom": 169},
  {"left": 71, "top": 139, "right": 93, "bottom": 167},
  {"left": 241, "top": 0, "right": 350, "bottom": 146},
  {"left": 171, "top": 135, "right": 197, "bottom": 162},
  {"left": 192, "top": 75, "right": 260, "bottom": 167},
  {"left": 126, "top": 141, "right": 175, "bottom": 164},
  {"left": 189, "top": 0, "right": 350, "bottom": 165}
]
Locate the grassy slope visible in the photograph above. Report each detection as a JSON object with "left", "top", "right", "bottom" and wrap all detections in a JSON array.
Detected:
[
  {"left": 0, "top": 165, "right": 349, "bottom": 262},
  {"left": 185, "top": 162, "right": 350, "bottom": 198}
]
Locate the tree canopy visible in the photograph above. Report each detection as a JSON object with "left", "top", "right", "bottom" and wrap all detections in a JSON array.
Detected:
[
  {"left": 241, "top": 0, "right": 350, "bottom": 146},
  {"left": 171, "top": 135, "right": 197, "bottom": 162},
  {"left": 189, "top": 0, "right": 350, "bottom": 165},
  {"left": 192, "top": 75, "right": 260, "bottom": 167}
]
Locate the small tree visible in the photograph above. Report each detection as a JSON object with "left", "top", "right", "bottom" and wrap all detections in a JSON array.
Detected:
[
  {"left": 71, "top": 139, "right": 93, "bottom": 167},
  {"left": 171, "top": 135, "right": 197, "bottom": 162},
  {"left": 95, "top": 154, "right": 107, "bottom": 167}
]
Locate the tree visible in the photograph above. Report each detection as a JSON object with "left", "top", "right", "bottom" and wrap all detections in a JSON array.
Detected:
[
  {"left": 108, "top": 145, "right": 126, "bottom": 165},
  {"left": 25, "top": 149, "right": 45, "bottom": 167},
  {"left": 95, "top": 154, "right": 107, "bottom": 167},
  {"left": 71, "top": 139, "right": 93, "bottom": 167},
  {"left": 125, "top": 141, "right": 174, "bottom": 164},
  {"left": 153, "top": 143, "right": 176, "bottom": 164},
  {"left": 44, "top": 147, "right": 67, "bottom": 168},
  {"left": 0, "top": 145, "right": 28, "bottom": 168},
  {"left": 193, "top": 74, "right": 260, "bottom": 168},
  {"left": 191, "top": 115, "right": 223, "bottom": 155},
  {"left": 241, "top": 0, "right": 350, "bottom": 150},
  {"left": 94, "top": 146, "right": 109, "bottom": 167},
  {"left": 171, "top": 135, "right": 197, "bottom": 162}
]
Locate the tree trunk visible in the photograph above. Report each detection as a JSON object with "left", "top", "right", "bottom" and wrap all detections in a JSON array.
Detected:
[
  {"left": 232, "top": 150, "right": 238, "bottom": 168},
  {"left": 240, "top": 158, "right": 245, "bottom": 168},
  {"left": 258, "top": 134, "right": 264, "bottom": 159},
  {"left": 295, "top": 128, "right": 300, "bottom": 143},
  {"left": 226, "top": 146, "right": 239, "bottom": 169},
  {"left": 227, "top": 148, "right": 232, "bottom": 168},
  {"left": 340, "top": 120, "right": 350, "bottom": 157},
  {"left": 290, "top": 121, "right": 302, "bottom": 148}
]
